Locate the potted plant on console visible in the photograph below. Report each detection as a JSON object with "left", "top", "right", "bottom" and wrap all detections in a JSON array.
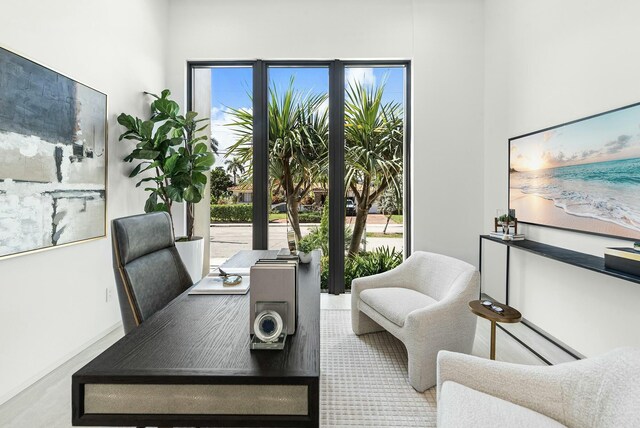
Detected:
[{"left": 117, "top": 90, "right": 214, "bottom": 283}]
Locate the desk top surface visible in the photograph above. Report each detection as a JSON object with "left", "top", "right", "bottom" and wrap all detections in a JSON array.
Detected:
[{"left": 74, "top": 250, "right": 321, "bottom": 381}]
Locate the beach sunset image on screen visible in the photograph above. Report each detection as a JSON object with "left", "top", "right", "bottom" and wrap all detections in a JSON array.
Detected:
[{"left": 509, "top": 103, "right": 640, "bottom": 240}]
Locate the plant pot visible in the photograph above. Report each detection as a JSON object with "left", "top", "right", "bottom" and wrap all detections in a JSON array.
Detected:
[
  {"left": 175, "top": 236, "right": 204, "bottom": 284},
  {"left": 298, "top": 251, "right": 313, "bottom": 264}
]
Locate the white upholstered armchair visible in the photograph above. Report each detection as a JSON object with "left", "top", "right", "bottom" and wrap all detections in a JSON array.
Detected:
[
  {"left": 437, "top": 348, "right": 640, "bottom": 427},
  {"left": 351, "top": 251, "right": 479, "bottom": 392}
]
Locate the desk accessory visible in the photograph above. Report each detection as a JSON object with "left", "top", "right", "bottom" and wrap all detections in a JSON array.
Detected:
[
  {"left": 250, "top": 302, "right": 288, "bottom": 350},
  {"left": 250, "top": 259, "right": 298, "bottom": 346},
  {"left": 189, "top": 276, "right": 250, "bottom": 295}
]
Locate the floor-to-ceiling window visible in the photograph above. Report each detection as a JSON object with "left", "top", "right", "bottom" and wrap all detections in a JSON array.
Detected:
[
  {"left": 189, "top": 60, "right": 410, "bottom": 293},
  {"left": 343, "top": 64, "right": 409, "bottom": 290}
]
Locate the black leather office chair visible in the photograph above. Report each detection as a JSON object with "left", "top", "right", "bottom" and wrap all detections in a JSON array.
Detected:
[{"left": 111, "top": 212, "right": 192, "bottom": 334}]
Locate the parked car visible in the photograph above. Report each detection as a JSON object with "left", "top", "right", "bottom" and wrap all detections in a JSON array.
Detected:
[
  {"left": 346, "top": 199, "right": 356, "bottom": 216},
  {"left": 271, "top": 202, "right": 287, "bottom": 213}
]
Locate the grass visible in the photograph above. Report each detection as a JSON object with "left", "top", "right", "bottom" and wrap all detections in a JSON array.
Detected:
[
  {"left": 366, "top": 232, "right": 403, "bottom": 238},
  {"left": 391, "top": 215, "right": 403, "bottom": 224},
  {"left": 269, "top": 213, "right": 287, "bottom": 221}
]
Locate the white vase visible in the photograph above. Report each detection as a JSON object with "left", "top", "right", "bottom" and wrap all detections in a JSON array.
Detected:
[{"left": 175, "top": 237, "right": 204, "bottom": 284}]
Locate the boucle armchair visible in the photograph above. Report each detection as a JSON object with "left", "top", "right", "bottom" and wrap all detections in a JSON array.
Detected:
[
  {"left": 437, "top": 348, "right": 640, "bottom": 427},
  {"left": 351, "top": 251, "right": 479, "bottom": 392}
]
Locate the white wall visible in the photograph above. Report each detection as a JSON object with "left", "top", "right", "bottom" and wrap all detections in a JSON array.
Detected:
[
  {"left": 165, "top": 0, "right": 486, "bottom": 265},
  {"left": 484, "top": 0, "right": 640, "bottom": 356},
  {"left": 0, "top": 0, "right": 168, "bottom": 404}
]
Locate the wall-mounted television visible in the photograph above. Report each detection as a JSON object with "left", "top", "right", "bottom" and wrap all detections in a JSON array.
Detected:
[{"left": 509, "top": 102, "right": 640, "bottom": 241}]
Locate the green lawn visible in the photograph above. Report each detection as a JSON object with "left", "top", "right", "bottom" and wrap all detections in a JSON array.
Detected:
[
  {"left": 269, "top": 213, "right": 287, "bottom": 221},
  {"left": 391, "top": 215, "right": 403, "bottom": 224},
  {"left": 366, "top": 232, "right": 403, "bottom": 238}
]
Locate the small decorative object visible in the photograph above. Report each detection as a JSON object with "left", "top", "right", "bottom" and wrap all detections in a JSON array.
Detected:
[
  {"left": 491, "top": 305, "right": 504, "bottom": 315},
  {"left": 222, "top": 275, "right": 242, "bottom": 286},
  {"left": 0, "top": 47, "right": 107, "bottom": 259},
  {"left": 287, "top": 229, "right": 297, "bottom": 254},
  {"left": 495, "top": 211, "right": 518, "bottom": 235},
  {"left": 298, "top": 251, "right": 313, "bottom": 263},
  {"left": 250, "top": 301, "right": 288, "bottom": 350},
  {"left": 254, "top": 309, "right": 284, "bottom": 343},
  {"left": 482, "top": 300, "right": 493, "bottom": 307}
]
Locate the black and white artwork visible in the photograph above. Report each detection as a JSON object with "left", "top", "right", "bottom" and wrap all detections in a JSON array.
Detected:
[{"left": 0, "top": 47, "right": 107, "bottom": 258}]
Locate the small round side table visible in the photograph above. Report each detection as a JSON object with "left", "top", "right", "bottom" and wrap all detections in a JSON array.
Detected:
[{"left": 468, "top": 300, "right": 522, "bottom": 360}]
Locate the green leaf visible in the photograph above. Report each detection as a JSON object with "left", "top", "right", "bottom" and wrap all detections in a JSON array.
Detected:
[
  {"left": 193, "top": 142, "right": 208, "bottom": 154},
  {"left": 183, "top": 185, "right": 201, "bottom": 203},
  {"left": 128, "top": 163, "right": 143, "bottom": 177},
  {"left": 117, "top": 113, "right": 136, "bottom": 129},
  {"left": 173, "top": 157, "right": 189, "bottom": 174},
  {"left": 144, "top": 192, "right": 157, "bottom": 212},
  {"left": 166, "top": 185, "right": 183, "bottom": 202},
  {"left": 137, "top": 149, "right": 160, "bottom": 159},
  {"left": 164, "top": 153, "right": 179, "bottom": 174},
  {"left": 141, "top": 120, "right": 154, "bottom": 139},
  {"left": 192, "top": 172, "right": 207, "bottom": 185},
  {"left": 185, "top": 111, "right": 198, "bottom": 122},
  {"left": 154, "top": 98, "right": 180, "bottom": 117},
  {"left": 194, "top": 152, "right": 215, "bottom": 169},
  {"left": 135, "top": 177, "right": 157, "bottom": 188}
]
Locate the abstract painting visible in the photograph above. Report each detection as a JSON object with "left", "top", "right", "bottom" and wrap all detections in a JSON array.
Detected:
[
  {"left": 509, "top": 102, "right": 640, "bottom": 240},
  {"left": 0, "top": 47, "right": 107, "bottom": 258}
]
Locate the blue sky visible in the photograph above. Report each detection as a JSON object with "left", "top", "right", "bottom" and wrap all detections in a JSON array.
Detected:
[
  {"left": 209, "top": 66, "right": 406, "bottom": 165},
  {"left": 510, "top": 104, "right": 640, "bottom": 171}
]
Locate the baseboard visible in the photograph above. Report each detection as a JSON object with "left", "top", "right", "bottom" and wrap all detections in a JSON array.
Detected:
[{"left": 0, "top": 321, "right": 122, "bottom": 406}]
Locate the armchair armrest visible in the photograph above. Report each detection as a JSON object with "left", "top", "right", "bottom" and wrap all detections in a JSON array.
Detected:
[{"left": 437, "top": 351, "right": 568, "bottom": 422}]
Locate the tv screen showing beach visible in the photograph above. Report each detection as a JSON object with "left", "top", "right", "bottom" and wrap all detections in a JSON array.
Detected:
[{"left": 509, "top": 103, "right": 640, "bottom": 240}]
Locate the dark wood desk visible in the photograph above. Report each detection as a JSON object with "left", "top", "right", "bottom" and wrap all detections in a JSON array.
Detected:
[{"left": 72, "top": 250, "right": 321, "bottom": 427}]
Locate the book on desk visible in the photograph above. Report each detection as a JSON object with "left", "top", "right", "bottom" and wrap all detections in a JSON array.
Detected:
[{"left": 189, "top": 275, "right": 251, "bottom": 295}]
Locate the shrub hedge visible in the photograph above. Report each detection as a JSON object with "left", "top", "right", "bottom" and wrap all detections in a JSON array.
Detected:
[
  {"left": 298, "top": 211, "right": 322, "bottom": 223},
  {"left": 210, "top": 204, "right": 253, "bottom": 223}
]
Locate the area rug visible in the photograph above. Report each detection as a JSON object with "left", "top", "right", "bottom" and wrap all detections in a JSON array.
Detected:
[{"left": 320, "top": 310, "right": 437, "bottom": 427}]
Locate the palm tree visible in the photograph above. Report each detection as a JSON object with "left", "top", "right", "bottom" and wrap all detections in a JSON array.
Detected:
[
  {"left": 226, "top": 78, "right": 329, "bottom": 241},
  {"left": 225, "top": 157, "right": 245, "bottom": 185},
  {"left": 345, "top": 81, "right": 404, "bottom": 255}
]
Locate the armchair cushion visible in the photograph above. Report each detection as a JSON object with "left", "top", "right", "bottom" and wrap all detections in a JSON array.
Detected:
[
  {"left": 439, "top": 381, "right": 566, "bottom": 428},
  {"left": 360, "top": 287, "right": 437, "bottom": 327}
]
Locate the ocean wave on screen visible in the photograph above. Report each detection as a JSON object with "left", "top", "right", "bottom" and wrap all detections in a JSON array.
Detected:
[{"left": 511, "top": 158, "right": 640, "bottom": 232}]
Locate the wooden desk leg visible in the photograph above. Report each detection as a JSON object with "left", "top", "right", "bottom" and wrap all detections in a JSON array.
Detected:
[{"left": 490, "top": 320, "right": 496, "bottom": 360}]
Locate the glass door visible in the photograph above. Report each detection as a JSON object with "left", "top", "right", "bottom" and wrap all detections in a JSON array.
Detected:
[
  {"left": 192, "top": 65, "right": 254, "bottom": 269},
  {"left": 263, "top": 66, "right": 331, "bottom": 285},
  {"left": 343, "top": 65, "right": 408, "bottom": 291}
]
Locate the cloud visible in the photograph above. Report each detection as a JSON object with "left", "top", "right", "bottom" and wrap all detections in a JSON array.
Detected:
[
  {"left": 346, "top": 68, "right": 376, "bottom": 88},
  {"left": 580, "top": 149, "right": 599, "bottom": 159},
  {"left": 604, "top": 134, "right": 631, "bottom": 154},
  {"left": 543, "top": 150, "right": 567, "bottom": 164},
  {"left": 210, "top": 105, "right": 252, "bottom": 167}
]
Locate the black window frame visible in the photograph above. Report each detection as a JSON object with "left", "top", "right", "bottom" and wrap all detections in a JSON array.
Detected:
[{"left": 187, "top": 59, "right": 411, "bottom": 294}]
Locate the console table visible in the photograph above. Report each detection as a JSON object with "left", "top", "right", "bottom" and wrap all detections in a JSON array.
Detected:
[{"left": 72, "top": 250, "right": 321, "bottom": 427}]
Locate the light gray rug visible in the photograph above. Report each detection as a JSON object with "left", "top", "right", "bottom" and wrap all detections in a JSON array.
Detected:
[{"left": 320, "top": 310, "right": 437, "bottom": 427}]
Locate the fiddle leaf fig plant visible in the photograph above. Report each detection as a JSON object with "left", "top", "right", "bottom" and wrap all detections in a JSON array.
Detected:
[{"left": 117, "top": 89, "right": 215, "bottom": 240}]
